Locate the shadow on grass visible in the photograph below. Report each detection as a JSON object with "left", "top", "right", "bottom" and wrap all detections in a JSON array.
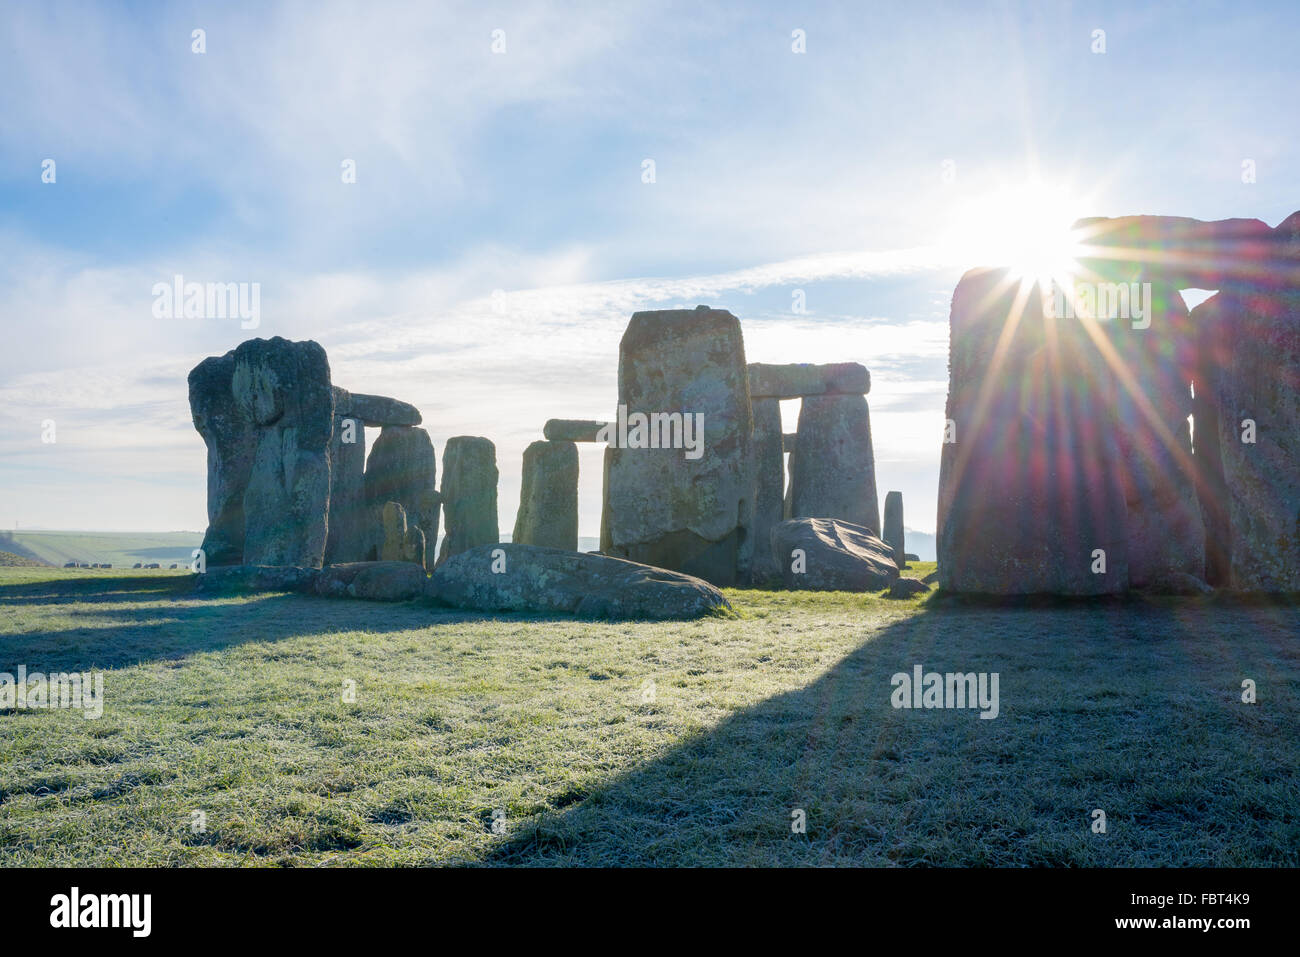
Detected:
[
  {"left": 479, "top": 598, "right": 1300, "bottom": 867},
  {"left": 0, "top": 574, "right": 455, "bottom": 672},
  {"left": 0, "top": 573, "right": 703, "bottom": 673}
]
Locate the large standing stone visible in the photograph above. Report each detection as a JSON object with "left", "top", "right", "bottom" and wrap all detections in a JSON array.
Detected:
[
  {"left": 429, "top": 543, "right": 731, "bottom": 620},
  {"left": 188, "top": 352, "right": 257, "bottom": 566},
  {"left": 600, "top": 307, "right": 755, "bottom": 586},
  {"left": 749, "top": 397, "right": 785, "bottom": 582},
  {"left": 937, "top": 269, "right": 1129, "bottom": 594},
  {"left": 770, "top": 518, "right": 899, "bottom": 591},
  {"left": 231, "top": 337, "right": 334, "bottom": 567},
  {"left": 380, "top": 501, "right": 427, "bottom": 567},
  {"left": 1196, "top": 283, "right": 1300, "bottom": 591},
  {"left": 513, "top": 440, "right": 578, "bottom": 550},
  {"left": 882, "top": 491, "right": 905, "bottom": 566},
  {"left": 324, "top": 387, "right": 369, "bottom": 565},
  {"left": 364, "top": 425, "right": 439, "bottom": 565},
  {"left": 437, "top": 436, "right": 499, "bottom": 565},
  {"left": 1105, "top": 286, "right": 1205, "bottom": 587},
  {"left": 788, "top": 394, "right": 880, "bottom": 533}
]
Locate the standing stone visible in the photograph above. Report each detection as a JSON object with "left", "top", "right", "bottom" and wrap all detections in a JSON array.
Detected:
[
  {"left": 364, "top": 425, "right": 438, "bottom": 566},
  {"left": 749, "top": 397, "right": 785, "bottom": 582},
  {"left": 380, "top": 501, "right": 427, "bottom": 567},
  {"left": 1196, "top": 281, "right": 1300, "bottom": 591},
  {"left": 1105, "top": 285, "right": 1205, "bottom": 587},
  {"left": 600, "top": 306, "right": 755, "bottom": 586},
  {"left": 437, "top": 436, "right": 499, "bottom": 565},
  {"left": 788, "top": 394, "right": 880, "bottom": 533},
  {"left": 188, "top": 352, "right": 257, "bottom": 566},
  {"left": 937, "top": 269, "right": 1129, "bottom": 594},
  {"left": 231, "top": 337, "right": 334, "bottom": 568},
  {"left": 513, "top": 440, "right": 579, "bottom": 551},
  {"left": 325, "top": 387, "right": 369, "bottom": 565},
  {"left": 882, "top": 491, "right": 905, "bottom": 566}
]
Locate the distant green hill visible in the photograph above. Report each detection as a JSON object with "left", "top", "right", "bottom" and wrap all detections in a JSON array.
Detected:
[{"left": 0, "top": 530, "right": 203, "bottom": 569}]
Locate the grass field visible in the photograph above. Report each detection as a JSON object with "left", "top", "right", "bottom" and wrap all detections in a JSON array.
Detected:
[
  {"left": 0, "top": 530, "right": 204, "bottom": 569},
  {"left": 0, "top": 565, "right": 1296, "bottom": 867}
]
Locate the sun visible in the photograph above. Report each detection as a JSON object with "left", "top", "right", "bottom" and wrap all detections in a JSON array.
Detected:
[{"left": 944, "top": 181, "right": 1087, "bottom": 291}]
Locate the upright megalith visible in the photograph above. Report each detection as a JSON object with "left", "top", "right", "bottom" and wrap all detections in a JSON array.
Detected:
[
  {"left": 1103, "top": 285, "right": 1205, "bottom": 587},
  {"left": 937, "top": 268, "right": 1129, "bottom": 594},
  {"left": 380, "top": 501, "right": 427, "bottom": 567},
  {"left": 325, "top": 387, "right": 368, "bottom": 565},
  {"left": 788, "top": 394, "right": 880, "bottom": 533},
  {"left": 601, "top": 306, "right": 755, "bottom": 586},
  {"left": 1075, "top": 210, "right": 1300, "bottom": 592},
  {"left": 230, "top": 337, "right": 334, "bottom": 567},
  {"left": 364, "top": 425, "right": 438, "bottom": 565},
  {"left": 437, "top": 436, "right": 499, "bottom": 565},
  {"left": 514, "top": 439, "right": 579, "bottom": 550},
  {"left": 749, "top": 397, "right": 785, "bottom": 581},
  {"left": 882, "top": 491, "right": 905, "bottom": 566},
  {"left": 1194, "top": 283, "right": 1300, "bottom": 591},
  {"left": 189, "top": 352, "right": 258, "bottom": 566}
]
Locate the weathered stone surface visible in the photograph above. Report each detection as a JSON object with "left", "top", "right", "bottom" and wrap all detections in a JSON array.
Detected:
[
  {"left": 771, "top": 518, "right": 899, "bottom": 591},
  {"left": 882, "top": 491, "right": 905, "bottom": 566},
  {"left": 748, "top": 362, "right": 870, "bottom": 399},
  {"left": 1074, "top": 215, "right": 1280, "bottom": 288},
  {"left": 937, "top": 269, "right": 1129, "bottom": 594},
  {"left": 513, "top": 440, "right": 578, "bottom": 550},
  {"left": 380, "top": 501, "right": 427, "bottom": 567},
  {"left": 189, "top": 352, "right": 258, "bottom": 566},
  {"left": 788, "top": 394, "right": 880, "bottom": 533},
  {"left": 887, "top": 577, "right": 930, "bottom": 599},
  {"left": 437, "top": 436, "right": 499, "bottom": 565},
  {"left": 341, "top": 392, "right": 422, "bottom": 428},
  {"left": 1144, "top": 571, "right": 1214, "bottom": 595},
  {"left": 543, "top": 419, "right": 610, "bottom": 443},
  {"left": 364, "top": 425, "right": 438, "bottom": 566},
  {"left": 1196, "top": 286, "right": 1300, "bottom": 591},
  {"left": 230, "top": 338, "right": 334, "bottom": 567},
  {"left": 315, "top": 561, "right": 427, "bottom": 601},
  {"left": 749, "top": 397, "right": 785, "bottom": 582},
  {"left": 429, "top": 543, "right": 730, "bottom": 620},
  {"left": 602, "top": 307, "right": 755, "bottom": 586},
  {"left": 1105, "top": 286, "right": 1205, "bottom": 587},
  {"left": 325, "top": 388, "right": 368, "bottom": 564}
]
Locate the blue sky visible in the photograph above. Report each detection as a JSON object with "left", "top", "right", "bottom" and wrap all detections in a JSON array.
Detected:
[{"left": 2, "top": 0, "right": 1298, "bottom": 537}]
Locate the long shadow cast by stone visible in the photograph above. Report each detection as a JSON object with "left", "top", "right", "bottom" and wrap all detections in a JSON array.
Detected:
[
  {"left": 1, "top": 575, "right": 446, "bottom": 673},
  {"left": 479, "top": 599, "right": 1300, "bottom": 867},
  {"left": 0, "top": 574, "right": 688, "bottom": 673}
]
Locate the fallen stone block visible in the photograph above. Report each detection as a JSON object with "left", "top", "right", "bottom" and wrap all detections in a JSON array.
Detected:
[
  {"left": 428, "top": 543, "right": 731, "bottom": 620},
  {"left": 771, "top": 518, "right": 899, "bottom": 591}
]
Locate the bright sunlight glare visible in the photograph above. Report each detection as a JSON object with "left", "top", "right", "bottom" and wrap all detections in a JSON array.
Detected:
[{"left": 943, "top": 182, "right": 1087, "bottom": 289}]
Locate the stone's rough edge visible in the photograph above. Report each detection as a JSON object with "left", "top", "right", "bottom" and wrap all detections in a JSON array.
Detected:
[
  {"left": 428, "top": 543, "right": 733, "bottom": 620},
  {"left": 748, "top": 362, "right": 871, "bottom": 398},
  {"left": 543, "top": 419, "right": 611, "bottom": 442}
]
